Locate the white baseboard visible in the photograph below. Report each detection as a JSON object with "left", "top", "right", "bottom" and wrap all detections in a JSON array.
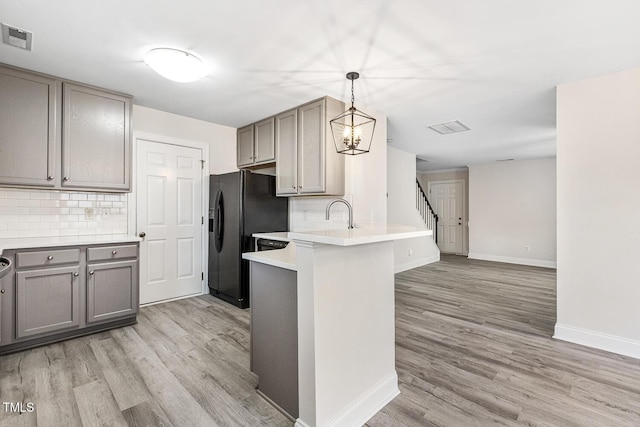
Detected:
[
  {"left": 554, "top": 324, "right": 640, "bottom": 359},
  {"left": 467, "top": 252, "right": 557, "bottom": 269},
  {"left": 296, "top": 372, "right": 400, "bottom": 427},
  {"left": 394, "top": 254, "right": 440, "bottom": 273}
]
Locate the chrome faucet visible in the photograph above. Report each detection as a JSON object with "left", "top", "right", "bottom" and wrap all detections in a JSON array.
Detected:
[{"left": 326, "top": 199, "right": 354, "bottom": 229}]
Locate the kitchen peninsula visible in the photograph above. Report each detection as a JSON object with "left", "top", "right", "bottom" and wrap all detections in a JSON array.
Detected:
[{"left": 244, "top": 225, "right": 431, "bottom": 427}]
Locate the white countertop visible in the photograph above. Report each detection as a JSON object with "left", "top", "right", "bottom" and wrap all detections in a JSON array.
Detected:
[
  {"left": 252, "top": 232, "right": 291, "bottom": 242},
  {"left": 288, "top": 224, "right": 431, "bottom": 246},
  {"left": 0, "top": 234, "right": 141, "bottom": 254},
  {"left": 242, "top": 242, "right": 297, "bottom": 271}
]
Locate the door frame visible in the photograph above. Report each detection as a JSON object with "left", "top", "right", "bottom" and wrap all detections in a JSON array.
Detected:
[
  {"left": 427, "top": 179, "right": 467, "bottom": 255},
  {"left": 128, "top": 131, "right": 210, "bottom": 304}
]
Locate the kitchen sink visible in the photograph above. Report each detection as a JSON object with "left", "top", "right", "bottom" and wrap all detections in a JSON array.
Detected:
[{"left": 0, "top": 256, "right": 11, "bottom": 279}]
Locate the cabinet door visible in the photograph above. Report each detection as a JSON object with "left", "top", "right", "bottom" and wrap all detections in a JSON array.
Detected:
[
  {"left": 87, "top": 260, "right": 138, "bottom": 324},
  {"left": 254, "top": 117, "right": 275, "bottom": 164},
  {"left": 237, "top": 125, "right": 255, "bottom": 167},
  {"left": 275, "top": 109, "right": 298, "bottom": 195},
  {"left": 298, "top": 99, "right": 326, "bottom": 194},
  {"left": 0, "top": 66, "right": 58, "bottom": 187},
  {"left": 16, "top": 266, "right": 80, "bottom": 338},
  {"left": 62, "top": 83, "right": 131, "bottom": 191}
]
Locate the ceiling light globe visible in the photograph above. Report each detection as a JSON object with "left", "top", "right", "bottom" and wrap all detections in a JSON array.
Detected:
[{"left": 144, "top": 48, "right": 207, "bottom": 83}]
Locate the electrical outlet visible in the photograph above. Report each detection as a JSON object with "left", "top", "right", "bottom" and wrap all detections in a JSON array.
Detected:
[
  {"left": 84, "top": 208, "right": 95, "bottom": 220},
  {"left": 102, "top": 208, "right": 111, "bottom": 218}
]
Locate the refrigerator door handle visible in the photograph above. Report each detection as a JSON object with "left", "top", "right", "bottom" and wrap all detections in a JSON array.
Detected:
[{"left": 214, "top": 190, "right": 224, "bottom": 253}]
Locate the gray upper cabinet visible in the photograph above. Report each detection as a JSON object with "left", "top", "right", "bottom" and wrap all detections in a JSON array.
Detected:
[
  {"left": 275, "top": 97, "right": 345, "bottom": 196},
  {"left": 63, "top": 83, "right": 131, "bottom": 191},
  {"left": 254, "top": 117, "right": 276, "bottom": 164},
  {"left": 0, "top": 63, "right": 132, "bottom": 192},
  {"left": 275, "top": 109, "right": 298, "bottom": 195},
  {"left": 0, "top": 65, "right": 59, "bottom": 187},
  {"left": 237, "top": 118, "right": 276, "bottom": 168},
  {"left": 237, "top": 125, "right": 255, "bottom": 167}
]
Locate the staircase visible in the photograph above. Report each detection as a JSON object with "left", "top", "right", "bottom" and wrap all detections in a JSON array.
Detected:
[{"left": 416, "top": 179, "right": 438, "bottom": 241}]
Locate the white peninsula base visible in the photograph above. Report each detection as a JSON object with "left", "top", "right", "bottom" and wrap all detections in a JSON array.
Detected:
[
  {"left": 291, "top": 226, "right": 429, "bottom": 427},
  {"left": 245, "top": 226, "right": 430, "bottom": 427}
]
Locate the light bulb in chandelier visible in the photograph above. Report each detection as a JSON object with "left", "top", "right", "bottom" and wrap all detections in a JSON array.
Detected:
[{"left": 330, "top": 72, "right": 376, "bottom": 155}]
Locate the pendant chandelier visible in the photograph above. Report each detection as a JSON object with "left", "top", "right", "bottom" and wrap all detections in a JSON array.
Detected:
[{"left": 330, "top": 72, "right": 376, "bottom": 155}]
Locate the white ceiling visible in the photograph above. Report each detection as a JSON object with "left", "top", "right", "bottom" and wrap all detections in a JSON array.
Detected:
[{"left": 2, "top": 1, "right": 640, "bottom": 171}]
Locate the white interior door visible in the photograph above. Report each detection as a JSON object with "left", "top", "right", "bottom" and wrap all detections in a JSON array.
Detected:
[
  {"left": 430, "top": 181, "right": 464, "bottom": 254},
  {"left": 137, "top": 139, "right": 203, "bottom": 304}
]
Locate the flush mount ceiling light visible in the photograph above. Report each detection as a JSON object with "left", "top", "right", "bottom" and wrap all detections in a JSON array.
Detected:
[
  {"left": 144, "top": 48, "right": 207, "bottom": 83},
  {"left": 330, "top": 72, "right": 376, "bottom": 155}
]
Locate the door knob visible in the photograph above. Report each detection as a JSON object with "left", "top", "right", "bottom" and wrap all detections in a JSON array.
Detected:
[{"left": 139, "top": 232, "right": 146, "bottom": 238}]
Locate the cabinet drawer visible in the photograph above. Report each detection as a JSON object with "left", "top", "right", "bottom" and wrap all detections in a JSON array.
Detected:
[
  {"left": 15, "top": 249, "right": 80, "bottom": 268},
  {"left": 87, "top": 245, "right": 137, "bottom": 262}
]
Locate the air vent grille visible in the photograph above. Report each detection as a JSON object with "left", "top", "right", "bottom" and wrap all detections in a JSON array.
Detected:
[
  {"left": 2, "top": 23, "right": 32, "bottom": 51},
  {"left": 428, "top": 120, "right": 470, "bottom": 135}
]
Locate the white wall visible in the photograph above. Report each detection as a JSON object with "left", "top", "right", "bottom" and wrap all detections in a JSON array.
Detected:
[
  {"left": 468, "top": 158, "right": 557, "bottom": 268},
  {"left": 289, "top": 108, "right": 387, "bottom": 231},
  {"left": 133, "top": 105, "right": 237, "bottom": 174},
  {"left": 555, "top": 67, "right": 640, "bottom": 358},
  {"left": 387, "top": 147, "right": 439, "bottom": 272}
]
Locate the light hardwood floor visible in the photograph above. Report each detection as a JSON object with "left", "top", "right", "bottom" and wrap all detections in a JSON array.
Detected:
[{"left": 1, "top": 255, "right": 639, "bottom": 426}]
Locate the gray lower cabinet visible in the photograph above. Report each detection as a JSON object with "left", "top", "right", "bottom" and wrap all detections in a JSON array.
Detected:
[
  {"left": 250, "top": 261, "right": 298, "bottom": 419},
  {"left": 16, "top": 265, "right": 80, "bottom": 338},
  {"left": 87, "top": 260, "right": 138, "bottom": 324},
  {"left": 0, "top": 242, "right": 139, "bottom": 355}
]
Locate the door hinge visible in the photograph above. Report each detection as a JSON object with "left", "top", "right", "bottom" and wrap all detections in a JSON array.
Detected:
[
  {"left": 201, "top": 272, "right": 204, "bottom": 280},
  {"left": 200, "top": 160, "right": 205, "bottom": 170}
]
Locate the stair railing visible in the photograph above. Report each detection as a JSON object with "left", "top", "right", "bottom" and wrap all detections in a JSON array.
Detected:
[{"left": 416, "top": 179, "right": 438, "bottom": 241}]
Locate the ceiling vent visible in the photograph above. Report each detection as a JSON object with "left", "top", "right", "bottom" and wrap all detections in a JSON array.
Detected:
[
  {"left": 428, "top": 120, "right": 470, "bottom": 135},
  {"left": 2, "top": 23, "right": 33, "bottom": 51}
]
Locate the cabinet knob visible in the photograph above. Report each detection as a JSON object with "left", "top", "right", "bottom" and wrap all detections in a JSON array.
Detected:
[
  {"left": 298, "top": 185, "right": 302, "bottom": 189},
  {"left": 47, "top": 176, "right": 54, "bottom": 181},
  {"left": 73, "top": 272, "right": 79, "bottom": 277},
  {"left": 1, "top": 289, "right": 5, "bottom": 294},
  {"left": 112, "top": 250, "right": 118, "bottom": 255},
  {"left": 47, "top": 255, "right": 54, "bottom": 260},
  {"left": 63, "top": 176, "right": 69, "bottom": 181},
  {"left": 89, "top": 270, "right": 95, "bottom": 276}
]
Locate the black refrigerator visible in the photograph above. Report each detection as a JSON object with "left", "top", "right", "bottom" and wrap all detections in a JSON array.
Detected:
[{"left": 208, "top": 170, "right": 288, "bottom": 308}]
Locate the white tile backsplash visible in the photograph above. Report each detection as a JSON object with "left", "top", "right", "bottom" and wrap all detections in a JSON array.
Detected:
[{"left": 0, "top": 188, "right": 128, "bottom": 239}]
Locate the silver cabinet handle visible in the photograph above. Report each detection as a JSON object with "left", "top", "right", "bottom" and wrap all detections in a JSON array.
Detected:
[
  {"left": 73, "top": 272, "right": 79, "bottom": 277},
  {"left": 112, "top": 250, "right": 118, "bottom": 255},
  {"left": 47, "top": 176, "right": 54, "bottom": 181},
  {"left": 63, "top": 176, "right": 69, "bottom": 181},
  {"left": 89, "top": 270, "right": 95, "bottom": 276},
  {"left": 47, "top": 255, "right": 53, "bottom": 260}
]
